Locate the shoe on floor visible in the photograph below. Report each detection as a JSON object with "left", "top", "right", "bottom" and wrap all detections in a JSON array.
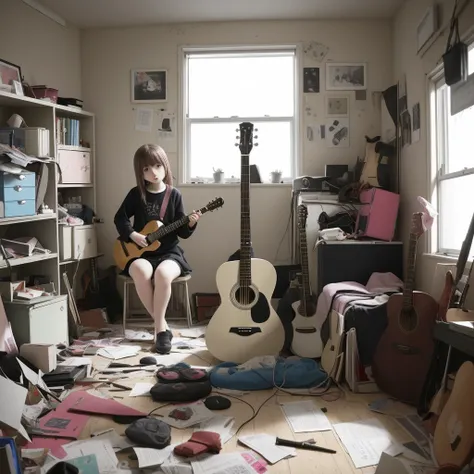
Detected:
[{"left": 155, "top": 329, "right": 173, "bottom": 354}]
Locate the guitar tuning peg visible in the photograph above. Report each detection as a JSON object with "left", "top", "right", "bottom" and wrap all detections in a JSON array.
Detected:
[
  {"left": 254, "top": 135, "right": 258, "bottom": 139},
  {"left": 235, "top": 128, "right": 239, "bottom": 132},
  {"left": 255, "top": 128, "right": 258, "bottom": 132},
  {"left": 235, "top": 136, "right": 239, "bottom": 139},
  {"left": 254, "top": 143, "right": 259, "bottom": 147},
  {"left": 235, "top": 143, "right": 239, "bottom": 146}
]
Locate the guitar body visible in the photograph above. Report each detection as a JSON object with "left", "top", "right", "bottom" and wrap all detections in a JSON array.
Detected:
[
  {"left": 321, "top": 310, "right": 345, "bottom": 377},
  {"left": 372, "top": 290, "right": 439, "bottom": 405},
  {"left": 434, "top": 361, "right": 474, "bottom": 470},
  {"left": 359, "top": 137, "right": 380, "bottom": 187},
  {"left": 438, "top": 271, "right": 454, "bottom": 322},
  {"left": 290, "top": 299, "right": 322, "bottom": 358},
  {"left": 205, "top": 257, "right": 284, "bottom": 363},
  {"left": 113, "top": 220, "right": 163, "bottom": 271}
]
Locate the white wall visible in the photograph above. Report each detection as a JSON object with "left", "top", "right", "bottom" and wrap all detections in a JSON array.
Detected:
[
  {"left": 0, "top": 0, "right": 81, "bottom": 98},
  {"left": 392, "top": 0, "right": 474, "bottom": 298},
  {"left": 81, "top": 19, "right": 393, "bottom": 295}
]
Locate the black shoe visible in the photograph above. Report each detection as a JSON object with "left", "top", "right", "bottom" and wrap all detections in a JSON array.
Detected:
[{"left": 155, "top": 329, "right": 173, "bottom": 354}]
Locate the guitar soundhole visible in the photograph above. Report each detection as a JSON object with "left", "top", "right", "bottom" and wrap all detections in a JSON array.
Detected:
[
  {"left": 235, "top": 286, "right": 256, "bottom": 306},
  {"left": 399, "top": 308, "right": 418, "bottom": 332}
]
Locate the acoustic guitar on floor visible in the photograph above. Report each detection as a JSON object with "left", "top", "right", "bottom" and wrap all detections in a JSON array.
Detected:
[
  {"left": 113, "top": 197, "right": 224, "bottom": 271},
  {"left": 205, "top": 122, "right": 285, "bottom": 363}
]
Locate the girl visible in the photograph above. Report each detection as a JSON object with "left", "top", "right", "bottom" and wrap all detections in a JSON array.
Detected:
[{"left": 114, "top": 144, "right": 200, "bottom": 354}]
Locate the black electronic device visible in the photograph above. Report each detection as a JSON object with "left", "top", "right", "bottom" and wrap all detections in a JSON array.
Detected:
[{"left": 292, "top": 176, "right": 328, "bottom": 193}]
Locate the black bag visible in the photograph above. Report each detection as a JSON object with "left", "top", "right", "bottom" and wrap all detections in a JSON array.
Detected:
[{"left": 442, "top": 3, "right": 468, "bottom": 86}]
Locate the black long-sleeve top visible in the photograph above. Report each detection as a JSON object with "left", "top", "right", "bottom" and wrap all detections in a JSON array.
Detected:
[{"left": 114, "top": 186, "right": 196, "bottom": 254}]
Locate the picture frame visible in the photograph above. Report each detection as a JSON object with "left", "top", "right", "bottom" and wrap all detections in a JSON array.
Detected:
[
  {"left": 0, "top": 59, "right": 22, "bottom": 90},
  {"left": 417, "top": 6, "right": 438, "bottom": 53},
  {"left": 326, "top": 95, "right": 349, "bottom": 117},
  {"left": 326, "top": 62, "right": 367, "bottom": 91},
  {"left": 12, "top": 80, "right": 24, "bottom": 96},
  {"left": 131, "top": 68, "right": 167, "bottom": 103}
]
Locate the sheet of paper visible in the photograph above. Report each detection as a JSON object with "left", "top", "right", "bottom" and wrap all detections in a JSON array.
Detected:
[
  {"left": 0, "top": 374, "right": 31, "bottom": 441},
  {"left": 133, "top": 444, "right": 175, "bottom": 468},
  {"left": 179, "top": 327, "right": 206, "bottom": 338},
  {"left": 63, "top": 439, "right": 119, "bottom": 474},
  {"left": 333, "top": 418, "right": 397, "bottom": 468},
  {"left": 280, "top": 400, "right": 332, "bottom": 433},
  {"left": 135, "top": 107, "right": 153, "bottom": 132},
  {"left": 129, "top": 382, "right": 153, "bottom": 397},
  {"left": 194, "top": 415, "right": 235, "bottom": 444},
  {"left": 58, "top": 357, "right": 92, "bottom": 377},
  {"left": 97, "top": 345, "right": 140, "bottom": 360},
  {"left": 191, "top": 452, "right": 255, "bottom": 474},
  {"left": 161, "top": 462, "right": 193, "bottom": 474},
  {"left": 241, "top": 451, "right": 268, "bottom": 473},
  {"left": 238, "top": 434, "right": 295, "bottom": 464},
  {"left": 89, "top": 428, "right": 135, "bottom": 452}
]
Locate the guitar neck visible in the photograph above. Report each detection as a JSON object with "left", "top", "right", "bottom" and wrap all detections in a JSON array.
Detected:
[
  {"left": 402, "top": 232, "right": 418, "bottom": 310},
  {"left": 148, "top": 206, "right": 207, "bottom": 243},
  {"left": 239, "top": 153, "right": 251, "bottom": 287},
  {"left": 299, "top": 229, "right": 312, "bottom": 307}
]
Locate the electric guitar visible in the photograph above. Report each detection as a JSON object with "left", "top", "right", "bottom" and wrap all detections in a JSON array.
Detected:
[
  {"left": 205, "top": 122, "right": 285, "bottom": 363},
  {"left": 372, "top": 212, "right": 439, "bottom": 405},
  {"left": 113, "top": 197, "right": 224, "bottom": 271},
  {"left": 278, "top": 204, "right": 322, "bottom": 358}
]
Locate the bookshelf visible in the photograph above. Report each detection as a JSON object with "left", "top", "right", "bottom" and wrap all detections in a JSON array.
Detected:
[{"left": 0, "top": 89, "right": 98, "bottom": 334}]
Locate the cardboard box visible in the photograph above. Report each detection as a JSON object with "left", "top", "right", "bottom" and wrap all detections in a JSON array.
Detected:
[{"left": 20, "top": 343, "right": 56, "bottom": 373}]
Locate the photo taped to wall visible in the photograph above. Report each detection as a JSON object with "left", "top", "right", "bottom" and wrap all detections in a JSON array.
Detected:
[
  {"left": 326, "top": 63, "right": 366, "bottom": 90},
  {"left": 131, "top": 69, "right": 167, "bottom": 103}
]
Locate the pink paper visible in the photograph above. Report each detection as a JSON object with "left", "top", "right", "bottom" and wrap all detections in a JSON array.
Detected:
[
  {"left": 24, "top": 437, "right": 69, "bottom": 459},
  {"left": 67, "top": 390, "right": 147, "bottom": 417},
  {"left": 37, "top": 391, "right": 90, "bottom": 439}
]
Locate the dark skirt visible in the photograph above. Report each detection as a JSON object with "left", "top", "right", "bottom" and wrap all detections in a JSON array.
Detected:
[{"left": 122, "top": 245, "right": 192, "bottom": 277}]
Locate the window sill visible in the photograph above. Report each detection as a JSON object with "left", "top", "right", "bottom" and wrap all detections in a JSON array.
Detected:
[
  {"left": 422, "top": 252, "right": 463, "bottom": 263},
  {"left": 178, "top": 182, "right": 293, "bottom": 188}
]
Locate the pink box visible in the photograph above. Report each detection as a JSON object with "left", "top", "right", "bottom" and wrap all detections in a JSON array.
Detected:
[
  {"left": 31, "top": 85, "right": 58, "bottom": 103},
  {"left": 356, "top": 188, "right": 400, "bottom": 241}
]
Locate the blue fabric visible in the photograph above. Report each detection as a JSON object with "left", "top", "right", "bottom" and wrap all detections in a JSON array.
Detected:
[{"left": 209, "top": 357, "right": 326, "bottom": 391}]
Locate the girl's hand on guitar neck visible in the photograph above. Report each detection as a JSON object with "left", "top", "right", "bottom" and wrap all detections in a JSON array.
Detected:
[
  {"left": 188, "top": 210, "right": 201, "bottom": 228},
  {"left": 130, "top": 231, "right": 148, "bottom": 248}
]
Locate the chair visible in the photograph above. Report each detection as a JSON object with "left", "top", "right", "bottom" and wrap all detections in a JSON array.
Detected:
[{"left": 118, "top": 273, "right": 193, "bottom": 333}]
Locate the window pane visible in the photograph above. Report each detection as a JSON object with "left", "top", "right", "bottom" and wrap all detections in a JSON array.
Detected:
[
  {"left": 187, "top": 53, "right": 295, "bottom": 118},
  {"left": 439, "top": 173, "right": 474, "bottom": 251},
  {"left": 189, "top": 121, "right": 292, "bottom": 180}
]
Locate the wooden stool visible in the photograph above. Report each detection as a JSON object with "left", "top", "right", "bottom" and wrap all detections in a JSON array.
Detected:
[{"left": 118, "top": 273, "right": 193, "bottom": 333}]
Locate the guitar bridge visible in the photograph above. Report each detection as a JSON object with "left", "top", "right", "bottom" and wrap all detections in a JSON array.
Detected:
[
  {"left": 295, "top": 327, "right": 317, "bottom": 334},
  {"left": 229, "top": 327, "right": 262, "bottom": 336}
]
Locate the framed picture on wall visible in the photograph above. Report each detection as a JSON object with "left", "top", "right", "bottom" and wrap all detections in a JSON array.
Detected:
[
  {"left": 0, "top": 59, "right": 22, "bottom": 91},
  {"left": 326, "top": 62, "right": 367, "bottom": 91},
  {"left": 131, "top": 68, "right": 167, "bottom": 103},
  {"left": 326, "top": 95, "right": 349, "bottom": 117}
]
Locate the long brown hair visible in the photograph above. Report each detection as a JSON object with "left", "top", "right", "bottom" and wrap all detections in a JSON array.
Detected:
[{"left": 133, "top": 144, "right": 173, "bottom": 202}]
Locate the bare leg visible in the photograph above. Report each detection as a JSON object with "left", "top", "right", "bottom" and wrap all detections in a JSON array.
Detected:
[
  {"left": 153, "top": 259, "right": 181, "bottom": 335},
  {"left": 129, "top": 259, "right": 154, "bottom": 316}
]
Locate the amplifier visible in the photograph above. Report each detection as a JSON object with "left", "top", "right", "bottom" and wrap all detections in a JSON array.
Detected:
[{"left": 292, "top": 176, "right": 328, "bottom": 193}]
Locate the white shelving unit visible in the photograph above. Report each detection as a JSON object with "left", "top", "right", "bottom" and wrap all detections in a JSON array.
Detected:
[{"left": 0, "top": 88, "right": 97, "bottom": 309}]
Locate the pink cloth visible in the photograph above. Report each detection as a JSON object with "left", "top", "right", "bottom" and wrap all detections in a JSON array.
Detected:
[{"left": 315, "top": 272, "right": 404, "bottom": 329}]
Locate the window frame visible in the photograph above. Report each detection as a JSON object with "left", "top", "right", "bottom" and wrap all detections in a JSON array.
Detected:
[
  {"left": 428, "top": 37, "right": 474, "bottom": 256},
  {"left": 177, "top": 44, "right": 302, "bottom": 185}
]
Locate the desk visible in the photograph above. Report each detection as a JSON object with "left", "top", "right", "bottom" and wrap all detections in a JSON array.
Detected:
[{"left": 418, "top": 321, "right": 474, "bottom": 415}]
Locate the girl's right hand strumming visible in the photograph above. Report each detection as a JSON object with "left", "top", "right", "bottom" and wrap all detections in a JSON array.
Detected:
[{"left": 130, "top": 232, "right": 148, "bottom": 248}]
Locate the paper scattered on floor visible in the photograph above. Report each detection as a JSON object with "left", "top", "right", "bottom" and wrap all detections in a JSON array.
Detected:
[
  {"left": 133, "top": 444, "right": 175, "bottom": 468},
  {"left": 191, "top": 452, "right": 255, "bottom": 474},
  {"left": 194, "top": 415, "right": 235, "bottom": 444},
  {"left": 333, "top": 418, "right": 398, "bottom": 468},
  {"left": 375, "top": 452, "right": 437, "bottom": 474},
  {"left": 238, "top": 434, "right": 296, "bottom": 464},
  {"left": 124, "top": 329, "right": 154, "bottom": 342},
  {"left": 63, "top": 439, "right": 119, "bottom": 473},
  {"left": 97, "top": 345, "right": 141, "bottom": 359},
  {"left": 58, "top": 357, "right": 93, "bottom": 376},
  {"left": 161, "top": 451, "right": 193, "bottom": 474},
  {"left": 179, "top": 327, "right": 206, "bottom": 338},
  {"left": 91, "top": 428, "right": 136, "bottom": 452},
  {"left": 280, "top": 400, "right": 332, "bottom": 433},
  {"left": 395, "top": 415, "right": 434, "bottom": 461},
  {"left": 129, "top": 382, "right": 154, "bottom": 397},
  {"left": 368, "top": 398, "right": 414, "bottom": 417}
]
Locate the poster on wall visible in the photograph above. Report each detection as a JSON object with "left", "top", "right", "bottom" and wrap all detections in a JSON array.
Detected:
[
  {"left": 303, "top": 67, "right": 320, "bottom": 93},
  {"left": 131, "top": 69, "right": 167, "bottom": 103},
  {"left": 326, "top": 118, "right": 349, "bottom": 147},
  {"left": 157, "top": 111, "right": 177, "bottom": 152},
  {"left": 326, "top": 63, "right": 367, "bottom": 90},
  {"left": 412, "top": 103, "right": 420, "bottom": 143}
]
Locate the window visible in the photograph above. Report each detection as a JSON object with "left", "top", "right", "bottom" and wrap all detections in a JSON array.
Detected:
[
  {"left": 432, "top": 44, "right": 474, "bottom": 254},
  {"left": 180, "top": 47, "right": 298, "bottom": 183}
]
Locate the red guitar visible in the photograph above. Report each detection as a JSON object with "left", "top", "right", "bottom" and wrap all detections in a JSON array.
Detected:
[{"left": 372, "top": 212, "right": 439, "bottom": 405}]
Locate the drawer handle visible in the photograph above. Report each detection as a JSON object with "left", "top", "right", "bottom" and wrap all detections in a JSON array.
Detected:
[
  {"left": 18, "top": 175, "right": 25, "bottom": 181},
  {"left": 18, "top": 200, "right": 26, "bottom": 205},
  {"left": 14, "top": 186, "right": 22, "bottom": 192}
]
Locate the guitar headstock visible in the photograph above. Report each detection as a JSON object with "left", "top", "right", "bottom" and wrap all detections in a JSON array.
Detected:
[
  {"left": 204, "top": 197, "right": 224, "bottom": 213},
  {"left": 410, "top": 212, "right": 425, "bottom": 239},
  {"left": 297, "top": 204, "right": 308, "bottom": 228},
  {"left": 237, "top": 122, "right": 256, "bottom": 155}
]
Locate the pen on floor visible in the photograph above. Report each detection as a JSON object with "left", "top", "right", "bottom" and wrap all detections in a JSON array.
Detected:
[{"left": 275, "top": 437, "right": 337, "bottom": 454}]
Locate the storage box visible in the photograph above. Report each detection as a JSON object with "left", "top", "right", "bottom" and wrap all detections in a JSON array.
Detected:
[
  {"left": 31, "top": 86, "right": 58, "bottom": 103},
  {"left": 59, "top": 225, "right": 72, "bottom": 261},
  {"left": 57, "top": 148, "right": 91, "bottom": 184},
  {"left": 0, "top": 170, "right": 36, "bottom": 218},
  {"left": 72, "top": 225, "right": 97, "bottom": 260},
  {"left": 20, "top": 343, "right": 57, "bottom": 373}
]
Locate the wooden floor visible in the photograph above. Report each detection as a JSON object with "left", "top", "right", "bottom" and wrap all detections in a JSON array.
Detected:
[{"left": 81, "top": 341, "right": 417, "bottom": 473}]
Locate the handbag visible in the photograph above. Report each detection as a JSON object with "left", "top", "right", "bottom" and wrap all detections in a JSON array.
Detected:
[{"left": 442, "top": 1, "right": 468, "bottom": 86}]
